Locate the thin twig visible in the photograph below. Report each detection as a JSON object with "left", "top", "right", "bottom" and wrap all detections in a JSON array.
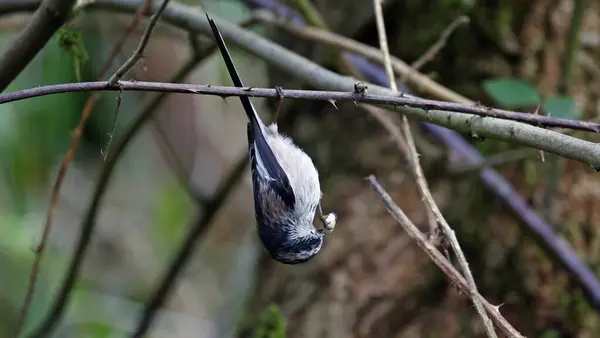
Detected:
[
  {"left": 401, "top": 15, "right": 469, "bottom": 85},
  {"left": 131, "top": 154, "right": 249, "bottom": 337},
  {"left": 108, "top": 0, "right": 170, "bottom": 85},
  {"left": 0, "top": 0, "right": 76, "bottom": 92},
  {"left": 410, "top": 15, "right": 469, "bottom": 71},
  {"left": 251, "top": 10, "right": 471, "bottom": 104},
  {"left": 372, "top": 0, "right": 441, "bottom": 239},
  {"left": 102, "top": 89, "right": 124, "bottom": 160},
  {"left": 367, "top": 176, "right": 525, "bottom": 338},
  {"left": 1, "top": 81, "right": 598, "bottom": 133},
  {"left": 14, "top": 1, "right": 153, "bottom": 336},
  {"left": 372, "top": 0, "right": 497, "bottom": 336},
  {"left": 287, "top": 0, "right": 356, "bottom": 75},
  {"left": 10, "top": 2, "right": 599, "bottom": 132}
]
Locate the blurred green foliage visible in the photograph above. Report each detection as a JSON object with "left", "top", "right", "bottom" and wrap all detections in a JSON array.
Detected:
[
  {"left": 0, "top": 17, "right": 134, "bottom": 337},
  {"left": 56, "top": 27, "right": 89, "bottom": 82},
  {"left": 0, "top": 31, "right": 85, "bottom": 213},
  {"left": 481, "top": 77, "right": 581, "bottom": 190},
  {"left": 0, "top": 23, "right": 102, "bottom": 335},
  {"left": 482, "top": 78, "right": 541, "bottom": 109},
  {"left": 253, "top": 305, "right": 287, "bottom": 338},
  {"left": 482, "top": 77, "right": 580, "bottom": 120},
  {"left": 542, "top": 96, "right": 580, "bottom": 120},
  {"left": 151, "top": 183, "right": 194, "bottom": 256}
]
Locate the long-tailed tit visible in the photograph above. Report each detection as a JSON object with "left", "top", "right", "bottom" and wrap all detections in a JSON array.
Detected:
[{"left": 206, "top": 15, "right": 336, "bottom": 264}]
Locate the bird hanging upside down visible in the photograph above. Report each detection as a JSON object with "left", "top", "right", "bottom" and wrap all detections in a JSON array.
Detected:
[{"left": 206, "top": 14, "right": 337, "bottom": 264}]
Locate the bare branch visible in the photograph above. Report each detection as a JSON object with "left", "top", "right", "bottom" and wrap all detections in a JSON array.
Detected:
[
  {"left": 0, "top": 0, "right": 76, "bottom": 92},
  {"left": 367, "top": 175, "right": 525, "bottom": 338},
  {"left": 0, "top": 80, "right": 595, "bottom": 132},
  {"left": 102, "top": 89, "right": 124, "bottom": 159},
  {"left": 0, "top": 1, "right": 598, "bottom": 147},
  {"left": 251, "top": 10, "right": 472, "bottom": 104},
  {"left": 372, "top": 0, "right": 496, "bottom": 336},
  {"left": 410, "top": 15, "right": 470, "bottom": 72},
  {"left": 0, "top": 81, "right": 599, "bottom": 167},
  {"left": 108, "top": 0, "right": 171, "bottom": 84}
]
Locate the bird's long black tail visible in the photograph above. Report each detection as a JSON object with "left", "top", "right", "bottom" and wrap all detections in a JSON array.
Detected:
[
  {"left": 206, "top": 14, "right": 262, "bottom": 129},
  {"left": 206, "top": 14, "right": 297, "bottom": 208}
]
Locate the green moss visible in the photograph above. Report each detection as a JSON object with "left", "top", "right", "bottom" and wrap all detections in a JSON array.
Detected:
[{"left": 252, "top": 304, "right": 287, "bottom": 338}]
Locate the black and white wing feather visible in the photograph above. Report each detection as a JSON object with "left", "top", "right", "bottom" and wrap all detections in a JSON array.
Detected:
[{"left": 206, "top": 15, "right": 296, "bottom": 208}]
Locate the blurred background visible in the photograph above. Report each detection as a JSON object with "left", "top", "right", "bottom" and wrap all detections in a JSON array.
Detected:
[{"left": 1, "top": 0, "right": 600, "bottom": 337}]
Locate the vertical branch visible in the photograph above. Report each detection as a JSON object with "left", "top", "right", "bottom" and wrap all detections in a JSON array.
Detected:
[
  {"left": 102, "top": 89, "right": 124, "bottom": 159},
  {"left": 371, "top": 0, "right": 498, "bottom": 336}
]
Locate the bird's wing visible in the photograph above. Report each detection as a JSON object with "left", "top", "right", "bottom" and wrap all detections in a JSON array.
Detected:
[{"left": 207, "top": 14, "right": 296, "bottom": 208}]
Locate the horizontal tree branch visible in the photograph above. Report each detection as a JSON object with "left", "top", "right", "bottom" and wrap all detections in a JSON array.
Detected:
[
  {"left": 1, "top": 79, "right": 598, "bottom": 133},
  {"left": 249, "top": 8, "right": 473, "bottom": 104},
  {"left": 0, "top": 79, "right": 599, "bottom": 169},
  {"left": 3, "top": 0, "right": 600, "bottom": 169}
]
